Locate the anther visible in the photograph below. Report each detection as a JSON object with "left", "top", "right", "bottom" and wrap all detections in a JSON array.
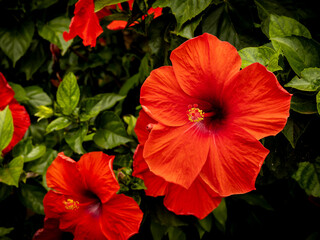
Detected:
[{"left": 63, "top": 199, "right": 79, "bottom": 210}]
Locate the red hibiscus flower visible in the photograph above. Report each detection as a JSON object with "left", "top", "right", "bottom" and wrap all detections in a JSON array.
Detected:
[
  {"left": 138, "top": 33, "right": 292, "bottom": 198},
  {"left": 33, "top": 217, "right": 63, "bottom": 240},
  {"left": 39, "top": 152, "right": 143, "bottom": 240},
  {"left": 133, "top": 110, "right": 222, "bottom": 219},
  {"left": 64, "top": 0, "right": 162, "bottom": 46},
  {"left": 0, "top": 72, "right": 30, "bottom": 155}
]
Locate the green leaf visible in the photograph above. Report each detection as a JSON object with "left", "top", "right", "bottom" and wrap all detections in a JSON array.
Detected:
[
  {"left": 18, "top": 183, "right": 46, "bottom": 215},
  {"left": 57, "top": 72, "right": 80, "bottom": 116},
  {"left": 0, "top": 183, "right": 12, "bottom": 202},
  {"left": 94, "top": 0, "right": 127, "bottom": 12},
  {"left": 290, "top": 95, "right": 318, "bottom": 114},
  {"left": 154, "top": 0, "right": 212, "bottom": 30},
  {"left": 19, "top": 40, "right": 46, "bottom": 80},
  {"left": 237, "top": 193, "right": 274, "bottom": 211},
  {"left": 292, "top": 157, "right": 320, "bottom": 197},
  {"left": 0, "top": 106, "right": 14, "bottom": 153},
  {"left": 285, "top": 68, "right": 320, "bottom": 92},
  {"left": 93, "top": 112, "right": 132, "bottom": 150},
  {"left": 213, "top": 198, "right": 227, "bottom": 232},
  {"left": 26, "top": 149, "right": 57, "bottom": 175},
  {"left": 12, "top": 138, "right": 46, "bottom": 162},
  {"left": 0, "top": 156, "right": 24, "bottom": 187},
  {"left": 150, "top": 221, "right": 168, "bottom": 240},
  {"left": 269, "top": 14, "right": 311, "bottom": 40},
  {"left": 65, "top": 125, "right": 88, "bottom": 154},
  {"left": 25, "top": 86, "right": 52, "bottom": 108},
  {"left": 317, "top": 91, "right": 320, "bottom": 115},
  {"left": 238, "top": 46, "right": 282, "bottom": 72},
  {"left": 176, "top": 14, "right": 202, "bottom": 39},
  {"left": 201, "top": 3, "right": 240, "bottom": 48},
  {"left": 197, "top": 213, "right": 213, "bottom": 236},
  {"left": 8, "top": 82, "right": 28, "bottom": 103},
  {"left": 80, "top": 93, "right": 125, "bottom": 121},
  {"left": 46, "top": 117, "right": 72, "bottom": 134},
  {"left": 167, "top": 227, "right": 186, "bottom": 240},
  {"left": 123, "top": 115, "right": 137, "bottom": 137},
  {"left": 31, "top": 0, "right": 58, "bottom": 10},
  {"left": 38, "top": 16, "right": 72, "bottom": 55},
  {"left": 0, "top": 21, "right": 34, "bottom": 66},
  {"left": 271, "top": 36, "right": 320, "bottom": 76},
  {"left": 0, "top": 227, "right": 13, "bottom": 237},
  {"left": 282, "top": 116, "right": 310, "bottom": 149}
]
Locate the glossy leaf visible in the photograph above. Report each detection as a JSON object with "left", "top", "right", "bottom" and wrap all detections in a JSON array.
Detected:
[
  {"left": 0, "top": 106, "right": 14, "bottom": 153},
  {"left": 290, "top": 95, "right": 318, "bottom": 114},
  {"left": 46, "top": 117, "right": 72, "bottom": 133},
  {"left": 0, "top": 156, "right": 24, "bottom": 187},
  {"left": 57, "top": 72, "right": 80, "bottom": 116},
  {"left": 271, "top": 36, "right": 320, "bottom": 75},
  {"left": 38, "top": 16, "right": 72, "bottom": 55},
  {"left": 12, "top": 138, "right": 46, "bottom": 162},
  {"left": 239, "top": 46, "right": 282, "bottom": 72},
  {"left": 65, "top": 124, "right": 88, "bottom": 154},
  {"left": 123, "top": 114, "right": 137, "bottom": 137},
  {"left": 213, "top": 198, "right": 227, "bottom": 232},
  {"left": 0, "top": 21, "right": 34, "bottom": 66},
  {"left": 18, "top": 183, "right": 46, "bottom": 214},
  {"left": 93, "top": 111, "right": 132, "bottom": 150},
  {"left": 25, "top": 86, "right": 52, "bottom": 108},
  {"left": 25, "top": 148, "right": 57, "bottom": 175},
  {"left": 154, "top": 0, "right": 212, "bottom": 30},
  {"left": 285, "top": 68, "right": 320, "bottom": 92},
  {"left": 8, "top": 82, "right": 28, "bottom": 103},
  {"left": 282, "top": 116, "right": 310, "bottom": 149},
  {"left": 292, "top": 157, "right": 320, "bottom": 197}
]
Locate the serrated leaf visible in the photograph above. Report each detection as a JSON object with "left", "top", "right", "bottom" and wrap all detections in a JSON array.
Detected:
[
  {"left": 292, "top": 158, "right": 320, "bottom": 197},
  {"left": 239, "top": 46, "right": 282, "bottom": 72},
  {"left": 154, "top": 0, "right": 211, "bottom": 30},
  {"left": 94, "top": 0, "right": 127, "bottom": 12},
  {"left": 0, "top": 106, "right": 14, "bottom": 153},
  {"left": 46, "top": 117, "right": 72, "bottom": 133},
  {"left": 18, "top": 183, "right": 46, "bottom": 214},
  {"left": 0, "top": 21, "right": 34, "bottom": 66},
  {"left": 0, "top": 156, "right": 24, "bottom": 187},
  {"left": 65, "top": 124, "right": 88, "bottom": 154},
  {"left": 271, "top": 36, "right": 320, "bottom": 76},
  {"left": 38, "top": 16, "right": 72, "bottom": 55},
  {"left": 93, "top": 112, "right": 132, "bottom": 150},
  {"left": 285, "top": 68, "right": 320, "bottom": 92},
  {"left": 57, "top": 72, "right": 80, "bottom": 116}
]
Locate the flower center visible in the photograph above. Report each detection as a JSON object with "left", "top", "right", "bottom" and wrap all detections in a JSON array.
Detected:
[
  {"left": 63, "top": 198, "right": 79, "bottom": 210},
  {"left": 187, "top": 104, "right": 215, "bottom": 123}
]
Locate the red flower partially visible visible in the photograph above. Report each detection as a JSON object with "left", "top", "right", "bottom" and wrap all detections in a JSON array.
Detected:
[
  {"left": 37, "top": 152, "right": 143, "bottom": 240},
  {"left": 0, "top": 73, "right": 30, "bottom": 155},
  {"left": 63, "top": 0, "right": 162, "bottom": 46},
  {"left": 133, "top": 110, "right": 222, "bottom": 219},
  {"left": 33, "top": 217, "right": 62, "bottom": 240},
  {"left": 138, "top": 33, "right": 292, "bottom": 199}
]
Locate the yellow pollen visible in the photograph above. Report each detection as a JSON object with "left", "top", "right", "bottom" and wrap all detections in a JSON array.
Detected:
[
  {"left": 63, "top": 199, "right": 79, "bottom": 210},
  {"left": 187, "top": 105, "right": 204, "bottom": 122}
]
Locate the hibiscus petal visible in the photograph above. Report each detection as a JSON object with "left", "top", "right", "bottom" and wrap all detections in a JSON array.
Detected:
[
  {"left": 63, "top": 0, "right": 103, "bottom": 47},
  {"left": 32, "top": 217, "right": 63, "bottom": 240},
  {"left": 144, "top": 123, "right": 210, "bottom": 189},
  {"left": 2, "top": 99, "right": 30, "bottom": 154},
  {"left": 134, "top": 109, "right": 157, "bottom": 145},
  {"left": 133, "top": 145, "right": 168, "bottom": 196},
  {"left": 77, "top": 152, "right": 119, "bottom": 203},
  {"left": 107, "top": 20, "right": 128, "bottom": 30},
  {"left": 170, "top": 33, "right": 241, "bottom": 102},
  {"left": 164, "top": 176, "right": 222, "bottom": 219},
  {"left": 140, "top": 66, "right": 210, "bottom": 127},
  {"left": 0, "top": 72, "right": 14, "bottom": 108},
  {"left": 100, "top": 194, "right": 143, "bottom": 240},
  {"left": 223, "top": 62, "right": 292, "bottom": 140},
  {"left": 200, "top": 124, "right": 269, "bottom": 197},
  {"left": 46, "top": 153, "right": 86, "bottom": 199}
]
